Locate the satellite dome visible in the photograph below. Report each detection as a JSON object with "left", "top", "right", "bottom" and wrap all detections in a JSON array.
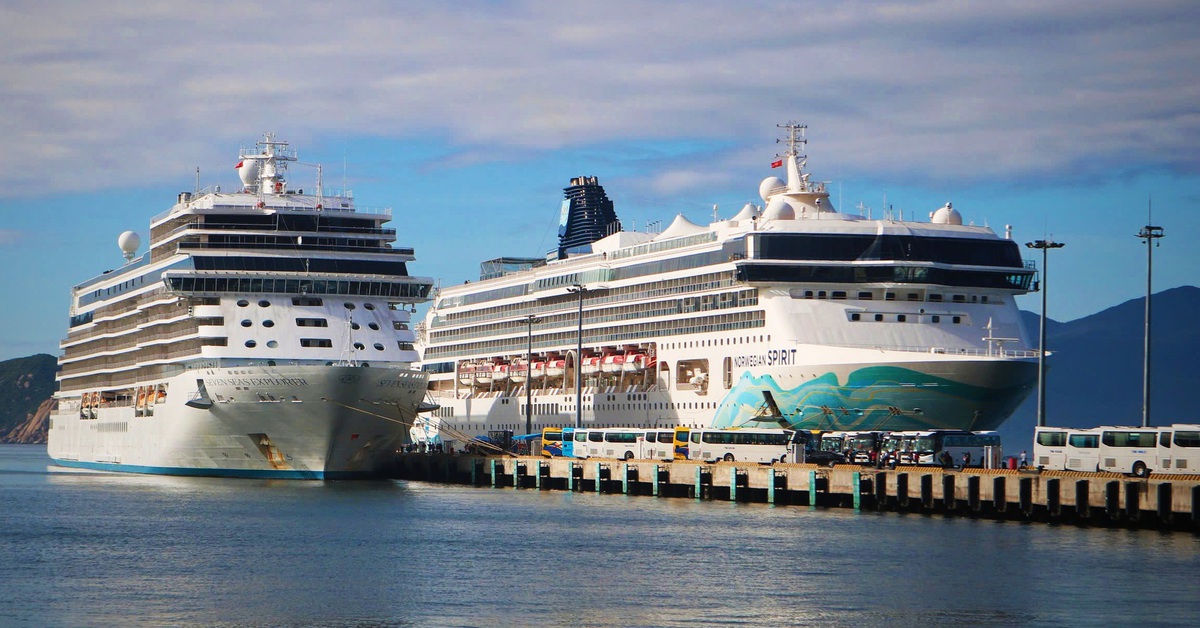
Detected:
[
  {"left": 759, "top": 177, "right": 785, "bottom": 201},
  {"left": 118, "top": 231, "right": 140, "bottom": 261},
  {"left": 930, "top": 202, "right": 963, "bottom": 225},
  {"left": 763, "top": 197, "right": 798, "bottom": 221},
  {"left": 237, "top": 159, "right": 261, "bottom": 188}
]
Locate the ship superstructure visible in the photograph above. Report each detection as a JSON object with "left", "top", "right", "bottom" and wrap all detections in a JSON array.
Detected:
[
  {"left": 47, "top": 134, "right": 434, "bottom": 478},
  {"left": 417, "top": 124, "right": 1039, "bottom": 444}
]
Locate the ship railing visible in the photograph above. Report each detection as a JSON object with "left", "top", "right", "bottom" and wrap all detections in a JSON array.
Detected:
[{"left": 833, "top": 343, "right": 1040, "bottom": 358}]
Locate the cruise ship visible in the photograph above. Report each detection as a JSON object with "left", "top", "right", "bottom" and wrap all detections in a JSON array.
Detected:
[
  {"left": 417, "top": 124, "right": 1040, "bottom": 445},
  {"left": 47, "top": 134, "right": 434, "bottom": 479}
]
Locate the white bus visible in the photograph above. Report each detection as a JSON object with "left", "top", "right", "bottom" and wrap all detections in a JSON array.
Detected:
[
  {"left": 1156, "top": 424, "right": 1200, "bottom": 475},
  {"left": 687, "top": 428, "right": 796, "bottom": 464},
  {"left": 1034, "top": 426, "right": 1101, "bottom": 472},
  {"left": 571, "top": 428, "right": 645, "bottom": 460},
  {"left": 1097, "top": 426, "right": 1159, "bottom": 477},
  {"left": 640, "top": 429, "right": 677, "bottom": 462},
  {"left": 910, "top": 430, "right": 1003, "bottom": 468}
]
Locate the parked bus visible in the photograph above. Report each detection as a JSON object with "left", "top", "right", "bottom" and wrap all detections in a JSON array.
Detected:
[
  {"left": 541, "top": 427, "right": 564, "bottom": 457},
  {"left": 847, "top": 431, "right": 885, "bottom": 466},
  {"left": 912, "top": 430, "right": 1002, "bottom": 468},
  {"left": 1097, "top": 426, "right": 1158, "bottom": 477},
  {"left": 561, "top": 427, "right": 576, "bottom": 458},
  {"left": 687, "top": 428, "right": 796, "bottom": 464},
  {"left": 641, "top": 429, "right": 676, "bottom": 461},
  {"left": 1157, "top": 424, "right": 1200, "bottom": 474},
  {"left": 673, "top": 427, "right": 691, "bottom": 460},
  {"left": 1033, "top": 426, "right": 1068, "bottom": 470}
]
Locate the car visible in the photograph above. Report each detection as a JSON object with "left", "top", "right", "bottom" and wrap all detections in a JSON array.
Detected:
[{"left": 802, "top": 449, "right": 846, "bottom": 467}]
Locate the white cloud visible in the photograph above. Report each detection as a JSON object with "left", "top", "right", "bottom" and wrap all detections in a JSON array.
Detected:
[{"left": 0, "top": 0, "right": 1197, "bottom": 197}]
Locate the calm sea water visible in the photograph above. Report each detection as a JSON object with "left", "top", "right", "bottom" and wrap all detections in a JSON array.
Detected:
[{"left": 1, "top": 444, "right": 1196, "bottom": 627}]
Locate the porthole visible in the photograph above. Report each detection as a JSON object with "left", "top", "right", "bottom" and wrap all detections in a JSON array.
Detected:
[
  {"left": 263, "top": 320, "right": 275, "bottom": 328},
  {"left": 237, "top": 299, "right": 250, "bottom": 307},
  {"left": 368, "top": 322, "right": 380, "bottom": 330},
  {"left": 351, "top": 322, "right": 361, "bottom": 330},
  {"left": 241, "top": 320, "right": 252, "bottom": 327},
  {"left": 245, "top": 340, "right": 257, "bottom": 348},
  {"left": 353, "top": 342, "right": 365, "bottom": 350},
  {"left": 364, "top": 303, "right": 376, "bottom": 310},
  {"left": 258, "top": 300, "right": 270, "bottom": 308},
  {"left": 267, "top": 360, "right": 276, "bottom": 366},
  {"left": 373, "top": 343, "right": 385, "bottom": 351},
  {"left": 266, "top": 340, "right": 278, "bottom": 348},
  {"left": 344, "top": 303, "right": 356, "bottom": 310}
]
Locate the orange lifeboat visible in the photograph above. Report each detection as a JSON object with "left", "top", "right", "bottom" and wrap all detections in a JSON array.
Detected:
[{"left": 601, "top": 354, "right": 626, "bottom": 374}]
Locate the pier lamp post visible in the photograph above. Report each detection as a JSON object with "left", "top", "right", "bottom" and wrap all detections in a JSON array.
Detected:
[
  {"left": 1025, "top": 239, "right": 1065, "bottom": 427},
  {"left": 1137, "top": 224, "right": 1164, "bottom": 427},
  {"left": 566, "top": 284, "right": 589, "bottom": 428},
  {"left": 524, "top": 314, "right": 539, "bottom": 437}
]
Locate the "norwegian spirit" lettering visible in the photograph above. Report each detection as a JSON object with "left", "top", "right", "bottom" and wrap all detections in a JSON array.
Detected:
[
  {"left": 207, "top": 378, "right": 311, "bottom": 387},
  {"left": 732, "top": 349, "right": 797, "bottom": 368}
]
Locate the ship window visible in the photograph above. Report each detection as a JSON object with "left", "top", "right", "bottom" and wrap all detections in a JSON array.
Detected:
[
  {"left": 241, "top": 320, "right": 252, "bottom": 327},
  {"left": 928, "top": 294, "right": 943, "bottom": 302},
  {"left": 858, "top": 291, "right": 873, "bottom": 300},
  {"left": 818, "top": 291, "right": 826, "bottom": 299},
  {"left": 398, "top": 342, "right": 414, "bottom": 351},
  {"left": 368, "top": 322, "right": 380, "bottom": 330},
  {"left": 907, "top": 293, "right": 919, "bottom": 301},
  {"left": 953, "top": 294, "right": 966, "bottom": 303},
  {"left": 266, "top": 340, "right": 278, "bottom": 348},
  {"left": 296, "top": 318, "right": 328, "bottom": 327},
  {"left": 931, "top": 315, "right": 941, "bottom": 323},
  {"left": 292, "top": 297, "right": 323, "bottom": 306},
  {"left": 373, "top": 343, "right": 385, "bottom": 351},
  {"left": 237, "top": 299, "right": 249, "bottom": 307},
  {"left": 981, "top": 296, "right": 990, "bottom": 303},
  {"left": 364, "top": 303, "right": 376, "bottom": 310},
  {"left": 874, "top": 314, "right": 883, "bottom": 322},
  {"left": 344, "top": 302, "right": 356, "bottom": 310},
  {"left": 952, "top": 316, "right": 962, "bottom": 324},
  {"left": 245, "top": 340, "right": 257, "bottom": 348},
  {"left": 831, "top": 291, "right": 847, "bottom": 300},
  {"left": 850, "top": 313, "right": 860, "bottom": 321},
  {"left": 351, "top": 322, "right": 361, "bottom": 330},
  {"left": 803, "top": 290, "right": 814, "bottom": 299},
  {"left": 897, "top": 314, "right": 907, "bottom": 322},
  {"left": 885, "top": 292, "right": 896, "bottom": 301},
  {"left": 258, "top": 300, "right": 271, "bottom": 307},
  {"left": 301, "top": 338, "right": 334, "bottom": 348},
  {"left": 353, "top": 342, "right": 365, "bottom": 350},
  {"left": 263, "top": 320, "right": 274, "bottom": 328}
]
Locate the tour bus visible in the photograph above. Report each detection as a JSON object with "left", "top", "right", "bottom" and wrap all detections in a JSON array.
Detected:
[
  {"left": 880, "top": 431, "right": 914, "bottom": 467},
  {"left": 596, "top": 428, "right": 644, "bottom": 460},
  {"left": 673, "top": 427, "right": 691, "bottom": 460},
  {"left": 819, "top": 432, "right": 849, "bottom": 454},
  {"left": 641, "top": 429, "right": 676, "bottom": 462},
  {"left": 561, "top": 427, "right": 576, "bottom": 458},
  {"left": 541, "top": 427, "right": 564, "bottom": 457},
  {"left": 847, "top": 431, "right": 885, "bottom": 466},
  {"left": 687, "top": 428, "right": 796, "bottom": 464},
  {"left": 910, "top": 430, "right": 1003, "bottom": 468},
  {"left": 570, "top": 429, "right": 598, "bottom": 459},
  {"left": 1157, "top": 424, "right": 1200, "bottom": 474},
  {"left": 1033, "top": 426, "right": 1069, "bottom": 470},
  {"left": 1096, "top": 426, "right": 1159, "bottom": 477}
]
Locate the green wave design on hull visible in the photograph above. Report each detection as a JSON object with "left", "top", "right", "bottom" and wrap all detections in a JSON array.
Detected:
[{"left": 711, "top": 365, "right": 1030, "bottom": 432}]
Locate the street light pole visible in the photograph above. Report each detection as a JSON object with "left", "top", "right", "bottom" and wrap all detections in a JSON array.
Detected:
[
  {"left": 524, "top": 313, "right": 538, "bottom": 437},
  {"left": 1137, "top": 224, "right": 1164, "bottom": 427},
  {"left": 567, "top": 284, "right": 587, "bottom": 428},
  {"left": 1025, "top": 239, "right": 1065, "bottom": 427}
]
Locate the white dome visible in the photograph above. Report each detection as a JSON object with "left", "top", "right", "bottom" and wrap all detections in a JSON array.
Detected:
[
  {"left": 759, "top": 177, "right": 785, "bottom": 201},
  {"left": 763, "top": 197, "right": 797, "bottom": 221},
  {"left": 654, "top": 214, "right": 707, "bottom": 241},
  {"left": 118, "top": 231, "right": 140, "bottom": 255},
  {"left": 930, "top": 202, "right": 963, "bottom": 225},
  {"left": 237, "top": 159, "right": 260, "bottom": 188},
  {"left": 732, "top": 202, "right": 760, "bottom": 221}
]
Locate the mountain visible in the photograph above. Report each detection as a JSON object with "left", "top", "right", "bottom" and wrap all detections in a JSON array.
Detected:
[
  {"left": 0, "top": 354, "right": 58, "bottom": 444},
  {"left": 1000, "top": 285, "right": 1200, "bottom": 452}
]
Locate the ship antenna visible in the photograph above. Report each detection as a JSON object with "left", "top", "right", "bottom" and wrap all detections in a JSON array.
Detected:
[{"left": 776, "top": 122, "right": 807, "bottom": 193}]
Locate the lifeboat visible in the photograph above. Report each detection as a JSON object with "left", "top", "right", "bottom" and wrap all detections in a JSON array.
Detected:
[
  {"left": 493, "top": 363, "right": 510, "bottom": 383},
  {"left": 529, "top": 361, "right": 547, "bottom": 380},
  {"left": 474, "top": 363, "right": 495, "bottom": 385},
  {"left": 623, "top": 354, "right": 648, "bottom": 373},
  {"left": 546, "top": 359, "right": 565, "bottom": 379},
  {"left": 581, "top": 356, "right": 602, "bottom": 375},
  {"left": 601, "top": 354, "right": 625, "bottom": 374},
  {"left": 136, "top": 388, "right": 147, "bottom": 409},
  {"left": 509, "top": 361, "right": 528, "bottom": 384},
  {"left": 457, "top": 363, "right": 476, "bottom": 386},
  {"left": 156, "top": 388, "right": 167, "bottom": 403}
]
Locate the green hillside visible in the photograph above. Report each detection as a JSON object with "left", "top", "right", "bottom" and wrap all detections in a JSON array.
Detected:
[{"left": 0, "top": 353, "right": 57, "bottom": 437}]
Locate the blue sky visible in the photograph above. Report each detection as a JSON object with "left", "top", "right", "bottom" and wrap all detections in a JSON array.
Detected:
[{"left": 1, "top": 0, "right": 1197, "bottom": 361}]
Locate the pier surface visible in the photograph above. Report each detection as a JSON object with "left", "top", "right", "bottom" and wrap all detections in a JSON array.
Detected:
[{"left": 390, "top": 454, "right": 1200, "bottom": 531}]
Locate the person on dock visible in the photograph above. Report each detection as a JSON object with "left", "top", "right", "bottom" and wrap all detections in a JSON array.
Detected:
[
  {"left": 961, "top": 452, "right": 972, "bottom": 468},
  {"left": 1019, "top": 451, "right": 1027, "bottom": 468}
]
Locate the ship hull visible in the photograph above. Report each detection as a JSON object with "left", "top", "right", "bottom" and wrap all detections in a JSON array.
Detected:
[{"left": 48, "top": 364, "right": 427, "bottom": 479}]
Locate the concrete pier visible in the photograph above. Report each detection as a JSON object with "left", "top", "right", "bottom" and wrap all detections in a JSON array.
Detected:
[{"left": 390, "top": 455, "right": 1200, "bottom": 531}]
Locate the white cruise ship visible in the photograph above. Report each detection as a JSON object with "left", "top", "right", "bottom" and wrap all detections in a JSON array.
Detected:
[
  {"left": 47, "top": 134, "right": 434, "bottom": 479},
  {"left": 417, "top": 124, "right": 1040, "bottom": 445}
]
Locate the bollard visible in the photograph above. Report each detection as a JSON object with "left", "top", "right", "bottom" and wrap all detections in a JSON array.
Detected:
[
  {"left": 875, "top": 472, "right": 888, "bottom": 511},
  {"left": 921, "top": 474, "right": 934, "bottom": 510},
  {"left": 490, "top": 459, "right": 499, "bottom": 488},
  {"left": 729, "top": 467, "right": 739, "bottom": 502},
  {"left": 622, "top": 463, "right": 631, "bottom": 495},
  {"left": 897, "top": 473, "right": 909, "bottom": 509},
  {"left": 1105, "top": 481, "right": 1121, "bottom": 520},
  {"left": 942, "top": 473, "right": 955, "bottom": 511},
  {"left": 852, "top": 472, "right": 861, "bottom": 511},
  {"left": 1157, "top": 482, "right": 1172, "bottom": 524},
  {"left": 514, "top": 461, "right": 524, "bottom": 489},
  {"left": 1046, "top": 478, "right": 1061, "bottom": 517},
  {"left": 968, "top": 475, "right": 980, "bottom": 512},
  {"left": 809, "top": 470, "right": 818, "bottom": 507},
  {"left": 1019, "top": 476, "right": 1033, "bottom": 516},
  {"left": 1125, "top": 481, "right": 1140, "bottom": 521},
  {"left": 993, "top": 476, "right": 1007, "bottom": 514},
  {"left": 767, "top": 468, "right": 776, "bottom": 504},
  {"left": 652, "top": 464, "right": 660, "bottom": 497},
  {"left": 595, "top": 462, "right": 604, "bottom": 494},
  {"left": 1075, "top": 479, "right": 1091, "bottom": 519}
]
